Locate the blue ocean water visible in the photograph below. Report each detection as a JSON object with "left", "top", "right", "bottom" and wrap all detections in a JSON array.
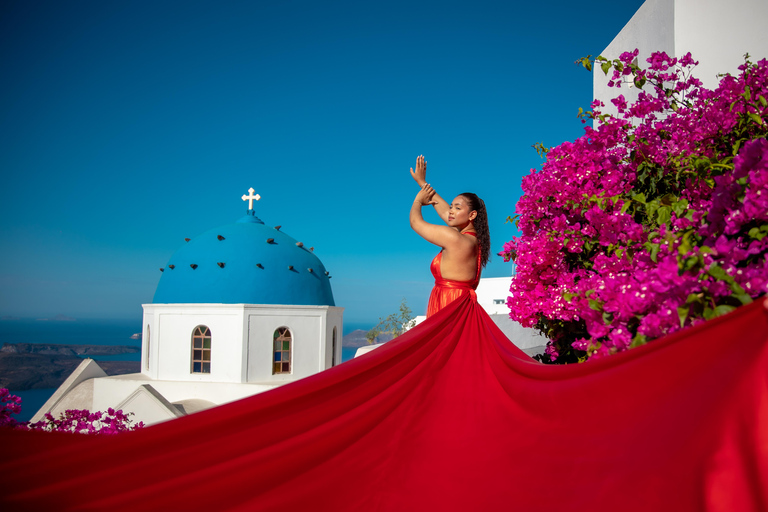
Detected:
[
  {"left": 0, "top": 318, "right": 143, "bottom": 347},
  {"left": 3, "top": 318, "right": 371, "bottom": 422}
]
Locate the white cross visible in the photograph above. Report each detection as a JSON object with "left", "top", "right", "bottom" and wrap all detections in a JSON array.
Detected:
[{"left": 241, "top": 188, "right": 261, "bottom": 210}]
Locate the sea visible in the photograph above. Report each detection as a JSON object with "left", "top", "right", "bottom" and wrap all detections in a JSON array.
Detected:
[{"left": 2, "top": 318, "right": 374, "bottom": 422}]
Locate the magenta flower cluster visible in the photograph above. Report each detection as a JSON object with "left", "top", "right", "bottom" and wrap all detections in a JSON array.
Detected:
[
  {"left": 0, "top": 388, "right": 23, "bottom": 428},
  {"left": 0, "top": 387, "right": 144, "bottom": 434},
  {"left": 27, "top": 408, "right": 145, "bottom": 435},
  {"left": 500, "top": 52, "right": 768, "bottom": 362}
]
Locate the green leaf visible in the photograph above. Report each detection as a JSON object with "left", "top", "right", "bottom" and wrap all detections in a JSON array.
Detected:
[
  {"left": 712, "top": 305, "right": 737, "bottom": 318},
  {"left": 630, "top": 334, "right": 647, "bottom": 348},
  {"left": 634, "top": 76, "right": 646, "bottom": 89},
  {"left": 733, "top": 293, "right": 753, "bottom": 305},
  {"left": 602, "top": 311, "right": 613, "bottom": 325},
  {"left": 707, "top": 264, "right": 731, "bottom": 282},
  {"left": 656, "top": 206, "right": 672, "bottom": 225},
  {"left": 601, "top": 61, "right": 611, "bottom": 75},
  {"left": 677, "top": 231, "right": 693, "bottom": 256},
  {"left": 677, "top": 306, "right": 689, "bottom": 328},
  {"left": 631, "top": 192, "right": 646, "bottom": 204},
  {"left": 650, "top": 243, "right": 660, "bottom": 263},
  {"left": 588, "top": 299, "right": 603, "bottom": 311},
  {"left": 759, "top": 95, "right": 768, "bottom": 108},
  {"left": 748, "top": 227, "right": 766, "bottom": 240},
  {"left": 672, "top": 198, "right": 689, "bottom": 217},
  {"left": 562, "top": 292, "right": 576, "bottom": 302},
  {"left": 748, "top": 112, "right": 764, "bottom": 125}
]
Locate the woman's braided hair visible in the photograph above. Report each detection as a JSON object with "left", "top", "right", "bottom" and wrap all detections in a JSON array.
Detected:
[{"left": 459, "top": 192, "right": 490, "bottom": 268}]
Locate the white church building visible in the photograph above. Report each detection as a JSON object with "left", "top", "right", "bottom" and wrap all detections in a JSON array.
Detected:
[{"left": 33, "top": 189, "right": 343, "bottom": 426}]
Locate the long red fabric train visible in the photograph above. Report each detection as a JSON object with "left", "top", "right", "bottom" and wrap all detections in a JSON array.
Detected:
[{"left": 1, "top": 296, "right": 767, "bottom": 511}]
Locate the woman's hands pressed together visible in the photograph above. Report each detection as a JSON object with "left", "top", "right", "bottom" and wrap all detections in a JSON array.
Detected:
[{"left": 415, "top": 183, "right": 437, "bottom": 206}]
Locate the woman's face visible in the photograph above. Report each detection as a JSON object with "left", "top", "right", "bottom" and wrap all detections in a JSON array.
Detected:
[{"left": 447, "top": 196, "right": 475, "bottom": 228}]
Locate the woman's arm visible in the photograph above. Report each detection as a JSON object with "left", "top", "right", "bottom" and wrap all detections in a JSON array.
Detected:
[
  {"left": 410, "top": 184, "right": 464, "bottom": 248},
  {"left": 410, "top": 155, "right": 450, "bottom": 223}
]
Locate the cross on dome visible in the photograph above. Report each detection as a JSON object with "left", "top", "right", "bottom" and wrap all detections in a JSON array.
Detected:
[{"left": 242, "top": 188, "right": 261, "bottom": 210}]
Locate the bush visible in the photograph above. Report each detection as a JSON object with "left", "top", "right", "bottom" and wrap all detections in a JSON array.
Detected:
[
  {"left": 0, "top": 387, "right": 144, "bottom": 434},
  {"left": 500, "top": 51, "right": 768, "bottom": 362}
]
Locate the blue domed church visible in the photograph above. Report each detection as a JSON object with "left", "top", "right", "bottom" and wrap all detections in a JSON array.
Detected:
[{"left": 32, "top": 189, "right": 344, "bottom": 426}]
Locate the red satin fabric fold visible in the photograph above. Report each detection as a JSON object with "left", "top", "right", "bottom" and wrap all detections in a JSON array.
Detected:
[{"left": 1, "top": 297, "right": 767, "bottom": 511}]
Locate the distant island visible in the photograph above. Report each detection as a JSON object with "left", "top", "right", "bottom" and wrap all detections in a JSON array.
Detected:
[
  {"left": 35, "top": 314, "right": 76, "bottom": 322},
  {"left": 342, "top": 329, "right": 394, "bottom": 348},
  {"left": 0, "top": 343, "right": 140, "bottom": 390}
]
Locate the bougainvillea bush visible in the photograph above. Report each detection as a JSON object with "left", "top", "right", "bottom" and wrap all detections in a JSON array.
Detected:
[
  {"left": 499, "top": 51, "right": 768, "bottom": 363},
  {"left": 0, "top": 387, "right": 143, "bottom": 434}
]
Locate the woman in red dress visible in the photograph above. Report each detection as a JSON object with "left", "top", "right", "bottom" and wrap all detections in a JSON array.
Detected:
[{"left": 408, "top": 155, "right": 490, "bottom": 316}]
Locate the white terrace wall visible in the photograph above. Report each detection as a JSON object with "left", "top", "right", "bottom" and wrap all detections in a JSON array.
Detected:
[{"left": 595, "top": 0, "right": 768, "bottom": 118}]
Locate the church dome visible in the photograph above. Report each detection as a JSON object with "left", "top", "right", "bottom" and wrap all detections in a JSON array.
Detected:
[{"left": 153, "top": 208, "right": 334, "bottom": 306}]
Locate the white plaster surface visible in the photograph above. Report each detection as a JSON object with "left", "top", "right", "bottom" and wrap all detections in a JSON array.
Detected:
[
  {"left": 595, "top": 0, "right": 768, "bottom": 118},
  {"left": 31, "top": 358, "right": 107, "bottom": 423},
  {"left": 116, "top": 384, "right": 185, "bottom": 425},
  {"left": 476, "top": 277, "right": 513, "bottom": 315}
]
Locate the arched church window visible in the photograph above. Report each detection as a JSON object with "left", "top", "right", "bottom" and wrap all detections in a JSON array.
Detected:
[
  {"left": 145, "top": 325, "right": 150, "bottom": 371},
  {"left": 331, "top": 326, "right": 337, "bottom": 367},
  {"left": 273, "top": 327, "right": 292, "bottom": 374},
  {"left": 191, "top": 326, "right": 212, "bottom": 374}
]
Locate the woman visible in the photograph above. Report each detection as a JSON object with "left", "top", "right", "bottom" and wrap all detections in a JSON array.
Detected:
[{"left": 409, "top": 154, "right": 490, "bottom": 317}]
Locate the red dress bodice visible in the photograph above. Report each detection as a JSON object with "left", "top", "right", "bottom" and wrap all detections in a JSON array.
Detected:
[{"left": 426, "top": 232, "right": 481, "bottom": 317}]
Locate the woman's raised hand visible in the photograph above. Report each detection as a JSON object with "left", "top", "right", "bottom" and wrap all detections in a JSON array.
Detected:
[
  {"left": 410, "top": 155, "right": 427, "bottom": 187},
  {"left": 415, "top": 183, "right": 437, "bottom": 206}
]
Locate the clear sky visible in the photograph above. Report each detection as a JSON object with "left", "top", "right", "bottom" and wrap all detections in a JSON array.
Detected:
[{"left": 0, "top": 0, "right": 645, "bottom": 324}]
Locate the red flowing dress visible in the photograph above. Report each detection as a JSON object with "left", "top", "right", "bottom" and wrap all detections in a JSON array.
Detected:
[
  {"left": 426, "top": 232, "right": 481, "bottom": 317},
  {"left": 1, "top": 275, "right": 768, "bottom": 510}
]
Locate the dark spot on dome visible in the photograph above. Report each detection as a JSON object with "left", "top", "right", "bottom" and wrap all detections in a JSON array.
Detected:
[
  {"left": 325, "top": 271, "right": 330, "bottom": 276},
  {"left": 217, "top": 235, "right": 225, "bottom": 241},
  {"left": 288, "top": 265, "right": 294, "bottom": 270},
  {"left": 267, "top": 238, "right": 275, "bottom": 244},
  {"left": 310, "top": 247, "right": 314, "bottom": 252},
  {"left": 308, "top": 268, "right": 313, "bottom": 273},
  {"left": 296, "top": 242, "right": 303, "bottom": 247},
  {"left": 256, "top": 263, "right": 263, "bottom": 269},
  {"left": 217, "top": 262, "right": 226, "bottom": 268},
  {"left": 168, "top": 265, "right": 175, "bottom": 270},
  {"left": 185, "top": 238, "right": 191, "bottom": 242},
  {"left": 274, "top": 225, "right": 281, "bottom": 230},
  {"left": 190, "top": 264, "right": 198, "bottom": 269},
  {"left": 159, "top": 268, "right": 164, "bottom": 272}
]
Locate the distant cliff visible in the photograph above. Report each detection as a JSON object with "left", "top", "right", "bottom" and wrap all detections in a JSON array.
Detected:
[{"left": 0, "top": 343, "right": 140, "bottom": 390}]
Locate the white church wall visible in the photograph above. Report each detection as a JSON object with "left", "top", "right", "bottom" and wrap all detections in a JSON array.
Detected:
[
  {"left": 91, "top": 373, "right": 279, "bottom": 414},
  {"left": 149, "top": 305, "right": 245, "bottom": 383},
  {"left": 142, "top": 312, "right": 154, "bottom": 376},
  {"left": 594, "top": 0, "right": 768, "bottom": 119},
  {"left": 324, "top": 307, "right": 344, "bottom": 368},
  {"left": 245, "top": 305, "right": 339, "bottom": 383}
]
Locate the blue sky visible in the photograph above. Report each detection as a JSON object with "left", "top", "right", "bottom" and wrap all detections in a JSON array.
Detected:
[{"left": 0, "top": 0, "right": 645, "bottom": 325}]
